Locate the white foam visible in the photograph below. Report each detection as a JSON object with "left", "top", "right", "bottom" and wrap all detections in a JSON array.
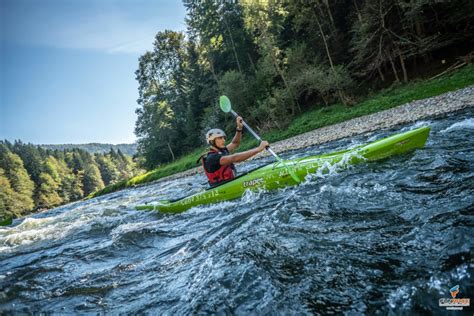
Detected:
[
  {"left": 110, "top": 221, "right": 151, "bottom": 241},
  {"left": 401, "top": 121, "right": 432, "bottom": 132},
  {"left": 387, "top": 285, "right": 417, "bottom": 309},
  {"left": 304, "top": 151, "right": 365, "bottom": 182},
  {"left": 0, "top": 207, "right": 130, "bottom": 253},
  {"left": 0, "top": 216, "right": 90, "bottom": 252},
  {"left": 241, "top": 188, "right": 266, "bottom": 204},
  {"left": 441, "top": 118, "right": 474, "bottom": 133},
  {"left": 373, "top": 183, "right": 387, "bottom": 192}
]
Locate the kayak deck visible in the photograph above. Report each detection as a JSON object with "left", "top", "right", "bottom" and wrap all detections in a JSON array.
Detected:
[{"left": 136, "top": 126, "right": 430, "bottom": 213}]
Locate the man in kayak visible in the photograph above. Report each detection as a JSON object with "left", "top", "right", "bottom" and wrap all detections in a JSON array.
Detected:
[{"left": 201, "top": 116, "right": 269, "bottom": 187}]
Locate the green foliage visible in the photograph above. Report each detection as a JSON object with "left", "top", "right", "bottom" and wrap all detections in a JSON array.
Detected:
[
  {"left": 52, "top": 156, "right": 78, "bottom": 203},
  {"left": 96, "top": 154, "right": 120, "bottom": 185},
  {"left": 93, "top": 62, "right": 474, "bottom": 198},
  {"left": 89, "top": 0, "right": 474, "bottom": 197},
  {"left": 37, "top": 172, "right": 62, "bottom": 209},
  {"left": 0, "top": 168, "right": 23, "bottom": 219},
  {"left": 265, "top": 63, "right": 474, "bottom": 140},
  {"left": 0, "top": 147, "right": 35, "bottom": 215},
  {"left": 11, "top": 142, "right": 43, "bottom": 184},
  {"left": 69, "top": 171, "right": 85, "bottom": 202},
  {"left": 288, "top": 63, "right": 354, "bottom": 105},
  {"left": 41, "top": 143, "right": 137, "bottom": 156},
  {"left": 89, "top": 148, "right": 204, "bottom": 199},
  {"left": 134, "top": 31, "right": 189, "bottom": 168},
  {"left": 114, "top": 150, "right": 139, "bottom": 180},
  {"left": 219, "top": 70, "right": 261, "bottom": 126},
  {"left": 0, "top": 141, "right": 140, "bottom": 217},
  {"left": 82, "top": 164, "right": 105, "bottom": 196}
]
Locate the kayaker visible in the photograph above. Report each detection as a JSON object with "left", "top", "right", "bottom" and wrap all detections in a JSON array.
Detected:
[{"left": 201, "top": 116, "right": 269, "bottom": 187}]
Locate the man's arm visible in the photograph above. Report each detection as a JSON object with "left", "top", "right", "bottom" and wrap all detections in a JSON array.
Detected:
[
  {"left": 220, "top": 141, "right": 269, "bottom": 165},
  {"left": 226, "top": 116, "right": 244, "bottom": 152},
  {"left": 226, "top": 130, "right": 242, "bottom": 152}
]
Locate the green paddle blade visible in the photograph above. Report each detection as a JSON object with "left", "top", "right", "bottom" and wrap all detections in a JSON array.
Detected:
[{"left": 219, "top": 95, "right": 232, "bottom": 113}]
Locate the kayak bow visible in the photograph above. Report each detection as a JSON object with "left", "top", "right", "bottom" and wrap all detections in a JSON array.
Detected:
[{"left": 136, "top": 126, "right": 430, "bottom": 213}]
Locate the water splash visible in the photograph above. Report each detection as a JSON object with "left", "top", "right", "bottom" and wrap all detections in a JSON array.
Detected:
[
  {"left": 440, "top": 117, "right": 474, "bottom": 133},
  {"left": 0, "top": 107, "right": 472, "bottom": 314}
]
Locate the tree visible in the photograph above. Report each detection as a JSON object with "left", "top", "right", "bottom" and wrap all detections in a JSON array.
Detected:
[
  {"left": 129, "top": 0, "right": 473, "bottom": 170},
  {"left": 184, "top": 0, "right": 253, "bottom": 75},
  {"left": 96, "top": 154, "right": 120, "bottom": 185},
  {"left": 82, "top": 164, "right": 104, "bottom": 196},
  {"left": 285, "top": 0, "right": 353, "bottom": 103},
  {"left": 42, "top": 155, "right": 79, "bottom": 204},
  {"left": 37, "top": 172, "right": 62, "bottom": 209},
  {"left": 65, "top": 150, "right": 86, "bottom": 174},
  {"left": 12, "top": 141, "right": 43, "bottom": 185},
  {"left": 0, "top": 146, "right": 35, "bottom": 213},
  {"left": 135, "top": 31, "right": 189, "bottom": 168},
  {"left": 219, "top": 70, "right": 261, "bottom": 128},
  {"left": 242, "top": 1, "right": 300, "bottom": 115},
  {"left": 69, "top": 170, "right": 84, "bottom": 201},
  {"left": 182, "top": 40, "right": 216, "bottom": 149},
  {"left": 0, "top": 168, "right": 20, "bottom": 219}
]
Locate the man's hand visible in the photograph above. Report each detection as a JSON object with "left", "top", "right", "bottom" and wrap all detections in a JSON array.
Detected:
[
  {"left": 258, "top": 140, "right": 270, "bottom": 152},
  {"left": 227, "top": 116, "right": 244, "bottom": 152},
  {"left": 221, "top": 140, "right": 271, "bottom": 165},
  {"left": 236, "top": 116, "right": 243, "bottom": 130}
]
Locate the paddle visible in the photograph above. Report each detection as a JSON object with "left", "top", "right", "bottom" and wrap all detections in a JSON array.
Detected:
[{"left": 219, "top": 95, "right": 301, "bottom": 183}]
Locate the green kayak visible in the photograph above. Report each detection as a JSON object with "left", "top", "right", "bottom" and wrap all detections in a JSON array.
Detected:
[{"left": 136, "top": 126, "right": 430, "bottom": 213}]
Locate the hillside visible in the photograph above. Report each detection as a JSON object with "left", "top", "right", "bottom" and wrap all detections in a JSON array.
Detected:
[{"left": 41, "top": 143, "right": 137, "bottom": 156}]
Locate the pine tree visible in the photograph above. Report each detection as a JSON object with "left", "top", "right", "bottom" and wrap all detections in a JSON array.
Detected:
[
  {"left": 82, "top": 164, "right": 105, "bottom": 196},
  {"left": 0, "top": 147, "right": 35, "bottom": 214},
  {"left": 96, "top": 154, "right": 120, "bottom": 185},
  {"left": 0, "top": 168, "right": 19, "bottom": 218},
  {"left": 37, "top": 172, "right": 62, "bottom": 209}
]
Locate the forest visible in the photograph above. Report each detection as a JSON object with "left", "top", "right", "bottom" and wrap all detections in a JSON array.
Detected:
[
  {"left": 134, "top": 0, "right": 473, "bottom": 170},
  {"left": 2, "top": 0, "right": 473, "bottom": 218},
  {"left": 41, "top": 143, "right": 137, "bottom": 156},
  {"left": 0, "top": 141, "right": 141, "bottom": 220}
]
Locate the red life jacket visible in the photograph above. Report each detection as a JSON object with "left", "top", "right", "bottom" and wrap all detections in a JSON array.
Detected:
[{"left": 201, "top": 148, "right": 236, "bottom": 186}]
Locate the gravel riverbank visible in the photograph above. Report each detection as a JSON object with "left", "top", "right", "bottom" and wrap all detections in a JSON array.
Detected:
[{"left": 151, "top": 85, "right": 474, "bottom": 183}]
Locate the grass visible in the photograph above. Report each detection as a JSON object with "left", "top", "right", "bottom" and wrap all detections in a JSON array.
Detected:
[
  {"left": 89, "top": 63, "right": 474, "bottom": 199},
  {"left": 88, "top": 148, "right": 205, "bottom": 197}
]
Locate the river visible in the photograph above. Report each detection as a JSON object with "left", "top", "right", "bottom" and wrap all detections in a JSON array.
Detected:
[{"left": 1, "top": 108, "right": 473, "bottom": 314}]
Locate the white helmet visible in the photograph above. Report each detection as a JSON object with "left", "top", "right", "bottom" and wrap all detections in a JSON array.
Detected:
[{"left": 206, "top": 128, "right": 226, "bottom": 144}]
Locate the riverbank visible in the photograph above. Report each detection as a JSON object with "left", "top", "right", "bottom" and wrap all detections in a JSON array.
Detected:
[
  {"left": 140, "top": 85, "right": 473, "bottom": 183},
  {"left": 90, "top": 64, "right": 474, "bottom": 198}
]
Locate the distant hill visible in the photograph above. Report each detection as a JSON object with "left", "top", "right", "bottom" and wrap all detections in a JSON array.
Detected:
[{"left": 41, "top": 143, "right": 137, "bottom": 156}]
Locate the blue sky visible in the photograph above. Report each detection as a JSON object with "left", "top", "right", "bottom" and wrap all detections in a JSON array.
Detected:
[{"left": 0, "top": 0, "right": 186, "bottom": 144}]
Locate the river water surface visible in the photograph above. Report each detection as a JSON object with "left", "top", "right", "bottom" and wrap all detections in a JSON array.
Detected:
[{"left": 1, "top": 108, "right": 473, "bottom": 314}]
